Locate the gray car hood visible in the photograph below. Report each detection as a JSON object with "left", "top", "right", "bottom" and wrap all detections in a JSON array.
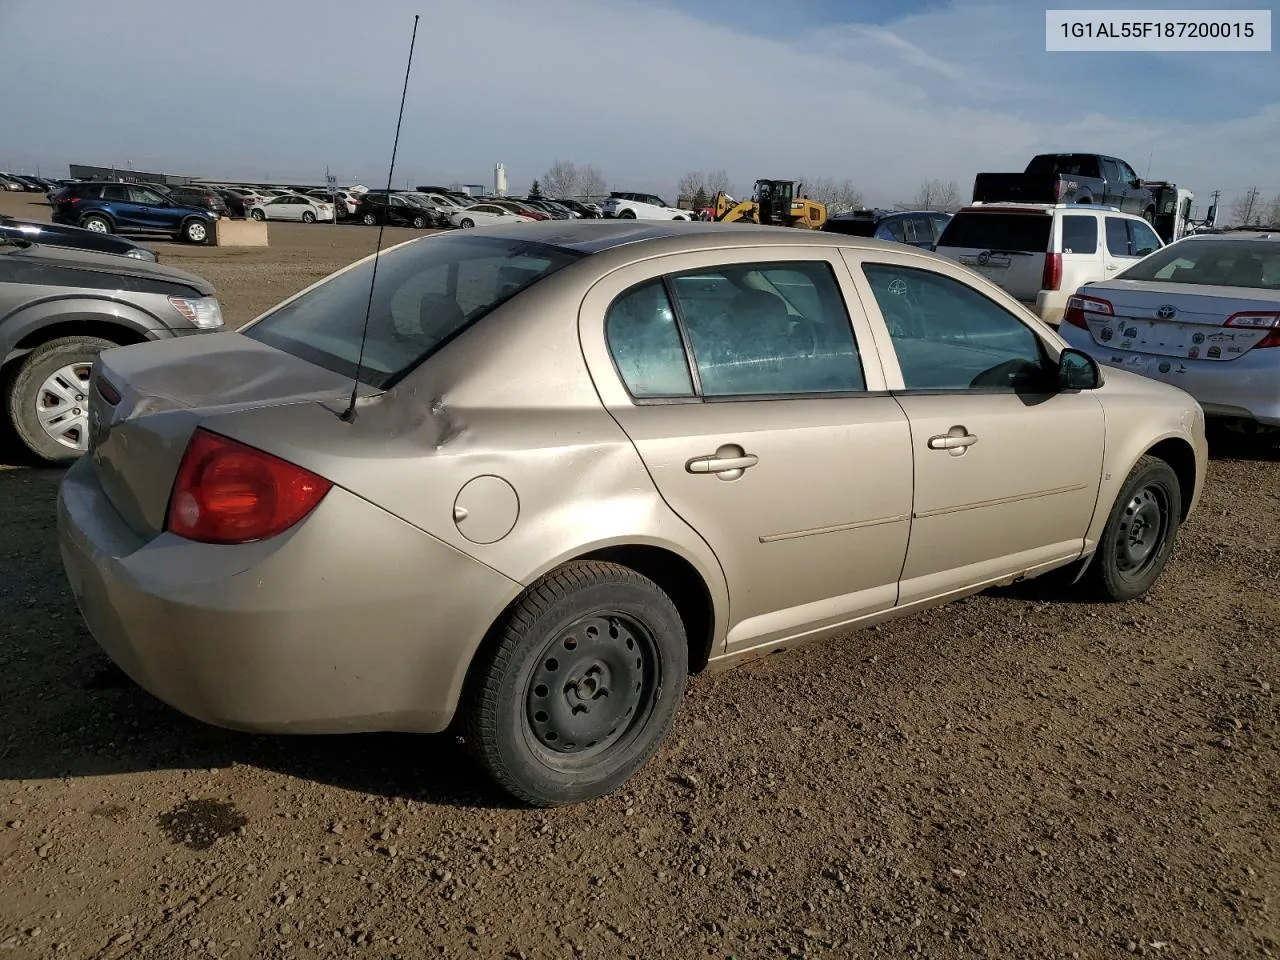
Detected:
[{"left": 2, "top": 241, "right": 214, "bottom": 295}]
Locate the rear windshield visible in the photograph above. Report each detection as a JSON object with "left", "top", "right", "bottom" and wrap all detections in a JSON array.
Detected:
[
  {"left": 824, "top": 218, "right": 877, "bottom": 237},
  {"left": 242, "top": 234, "right": 584, "bottom": 388},
  {"left": 937, "top": 212, "right": 1051, "bottom": 253},
  {"left": 1025, "top": 154, "right": 1100, "bottom": 178},
  {"left": 1117, "top": 238, "right": 1280, "bottom": 289}
]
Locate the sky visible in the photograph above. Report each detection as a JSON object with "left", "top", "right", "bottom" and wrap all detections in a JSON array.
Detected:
[{"left": 1, "top": 0, "right": 1276, "bottom": 212}]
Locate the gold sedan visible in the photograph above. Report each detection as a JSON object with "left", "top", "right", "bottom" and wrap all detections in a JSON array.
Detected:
[{"left": 57, "top": 220, "right": 1207, "bottom": 806}]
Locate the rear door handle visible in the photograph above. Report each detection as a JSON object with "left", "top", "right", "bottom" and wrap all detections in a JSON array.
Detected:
[{"left": 686, "top": 443, "right": 759, "bottom": 479}]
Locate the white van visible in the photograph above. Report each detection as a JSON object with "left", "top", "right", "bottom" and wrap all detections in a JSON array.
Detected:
[{"left": 933, "top": 202, "right": 1164, "bottom": 326}]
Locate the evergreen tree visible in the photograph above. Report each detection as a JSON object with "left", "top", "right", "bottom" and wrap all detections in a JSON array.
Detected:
[{"left": 530, "top": 179, "right": 543, "bottom": 198}]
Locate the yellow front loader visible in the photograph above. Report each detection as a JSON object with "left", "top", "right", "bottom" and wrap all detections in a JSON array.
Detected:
[{"left": 711, "top": 179, "right": 826, "bottom": 230}]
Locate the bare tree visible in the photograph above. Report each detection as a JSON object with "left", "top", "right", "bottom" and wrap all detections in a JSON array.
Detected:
[
  {"left": 797, "top": 176, "right": 865, "bottom": 215},
  {"left": 912, "top": 178, "right": 960, "bottom": 212},
  {"left": 1267, "top": 192, "right": 1280, "bottom": 228},
  {"left": 578, "top": 164, "right": 607, "bottom": 201},
  {"left": 541, "top": 160, "right": 579, "bottom": 199},
  {"left": 706, "top": 169, "right": 732, "bottom": 196},
  {"left": 676, "top": 171, "right": 706, "bottom": 205},
  {"left": 1230, "top": 186, "right": 1263, "bottom": 225}
]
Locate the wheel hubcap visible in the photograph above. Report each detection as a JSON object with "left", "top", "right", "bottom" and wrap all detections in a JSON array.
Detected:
[
  {"left": 525, "top": 615, "right": 656, "bottom": 756},
  {"left": 85, "top": 220, "right": 106, "bottom": 233},
  {"left": 35, "top": 362, "right": 93, "bottom": 451},
  {"left": 1114, "top": 485, "right": 1167, "bottom": 576}
]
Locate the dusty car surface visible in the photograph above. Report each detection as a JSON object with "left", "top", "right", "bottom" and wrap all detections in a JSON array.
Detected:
[{"left": 57, "top": 220, "right": 1207, "bottom": 807}]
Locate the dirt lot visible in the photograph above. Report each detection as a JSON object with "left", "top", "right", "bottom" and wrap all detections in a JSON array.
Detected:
[{"left": 1, "top": 191, "right": 1277, "bottom": 959}]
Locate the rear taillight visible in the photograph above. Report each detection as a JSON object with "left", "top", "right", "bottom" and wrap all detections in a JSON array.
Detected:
[
  {"left": 1042, "top": 252, "right": 1063, "bottom": 291},
  {"left": 166, "top": 429, "right": 332, "bottom": 544},
  {"left": 1063, "top": 293, "right": 1113, "bottom": 329},
  {"left": 1225, "top": 311, "right": 1280, "bottom": 348}
]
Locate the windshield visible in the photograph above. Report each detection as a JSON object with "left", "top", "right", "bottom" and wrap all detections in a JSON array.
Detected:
[
  {"left": 242, "top": 234, "right": 584, "bottom": 388},
  {"left": 1116, "top": 238, "right": 1280, "bottom": 289}
]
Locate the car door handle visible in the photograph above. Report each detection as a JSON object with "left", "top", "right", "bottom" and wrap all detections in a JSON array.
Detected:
[
  {"left": 1105, "top": 263, "right": 1119, "bottom": 271},
  {"left": 686, "top": 444, "right": 759, "bottom": 478},
  {"left": 927, "top": 432, "right": 978, "bottom": 450}
]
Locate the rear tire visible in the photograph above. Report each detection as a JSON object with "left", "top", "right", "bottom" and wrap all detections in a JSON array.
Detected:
[
  {"left": 181, "top": 218, "right": 209, "bottom": 244},
  {"left": 80, "top": 214, "right": 111, "bottom": 234},
  {"left": 7, "top": 336, "right": 116, "bottom": 462},
  {"left": 1078, "top": 455, "right": 1182, "bottom": 602},
  {"left": 465, "top": 561, "right": 688, "bottom": 807}
]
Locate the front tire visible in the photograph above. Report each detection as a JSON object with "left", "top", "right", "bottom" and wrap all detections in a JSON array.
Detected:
[
  {"left": 1079, "top": 455, "right": 1182, "bottom": 601},
  {"left": 459, "top": 218, "right": 475, "bottom": 229},
  {"left": 362, "top": 213, "right": 377, "bottom": 226},
  {"left": 618, "top": 209, "right": 636, "bottom": 219},
  {"left": 411, "top": 215, "right": 427, "bottom": 229},
  {"left": 301, "top": 210, "right": 316, "bottom": 223},
  {"left": 1143, "top": 208, "right": 1156, "bottom": 226},
  {"left": 465, "top": 561, "right": 688, "bottom": 807},
  {"left": 7, "top": 336, "right": 116, "bottom": 462}
]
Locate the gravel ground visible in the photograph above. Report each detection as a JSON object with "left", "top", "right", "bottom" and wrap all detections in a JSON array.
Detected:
[{"left": 0, "top": 192, "right": 1277, "bottom": 959}]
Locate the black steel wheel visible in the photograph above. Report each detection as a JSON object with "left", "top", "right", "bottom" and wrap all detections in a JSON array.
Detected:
[
  {"left": 1080, "top": 455, "right": 1182, "bottom": 601},
  {"left": 465, "top": 561, "right": 688, "bottom": 807}
]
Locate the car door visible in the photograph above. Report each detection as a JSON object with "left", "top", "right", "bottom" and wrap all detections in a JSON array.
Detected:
[
  {"left": 578, "top": 247, "right": 914, "bottom": 655},
  {"left": 127, "top": 185, "right": 176, "bottom": 232},
  {"left": 844, "top": 249, "right": 1105, "bottom": 604},
  {"left": 100, "top": 184, "right": 145, "bottom": 230}
]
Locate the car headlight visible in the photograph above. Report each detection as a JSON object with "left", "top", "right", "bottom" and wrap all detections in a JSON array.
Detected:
[{"left": 168, "top": 295, "right": 225, "bottom": 330}]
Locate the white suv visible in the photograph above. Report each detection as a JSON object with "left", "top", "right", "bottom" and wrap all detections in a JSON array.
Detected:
[
  {"left": 933, "top": 202, "right": 1164, "bottom": 326},
  {"left": 599, "top": 191, "right": 694, "bottom": 221}
]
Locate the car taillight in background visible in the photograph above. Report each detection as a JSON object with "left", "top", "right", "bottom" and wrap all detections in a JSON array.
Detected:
[
  {"left": 1063, "top": 293, "right": 1113, "bottom": 329},
  {"left": 1041, "top": 252, "right": 1063, "bottom": 291},
  {"left": 1225, "top": 311, "right": 1280, "bottom": 348},
  {"left": 167, "top": 429, "right": 333, "bottom": 544}
]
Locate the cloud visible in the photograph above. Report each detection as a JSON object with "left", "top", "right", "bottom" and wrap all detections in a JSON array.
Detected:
[{"left": 1, "top": 0, "right": 1275, "bottom": 207}]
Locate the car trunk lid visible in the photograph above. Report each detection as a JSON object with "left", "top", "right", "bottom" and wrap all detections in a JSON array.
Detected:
[
  {"left": 87, "top": 332, "right": 366, "bottom": 540},
  {"left": 934, "top": 208, "right": 1053, "bottom": 304},
  {"left": 1072, "top": 280, "right": 1280, "bottom": 360}
]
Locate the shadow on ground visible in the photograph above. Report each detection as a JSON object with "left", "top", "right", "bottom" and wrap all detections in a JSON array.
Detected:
[{"left": 0, "top": 424, "right": 1274, "bottom": 808}]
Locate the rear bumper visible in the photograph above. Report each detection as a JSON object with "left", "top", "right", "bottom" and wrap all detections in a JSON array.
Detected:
[
  {"left": 1032, "top": 291, "right": 1068, "bottom": 327},
  {"left": 57, "top": 456, "right": 521, "bottom": 735},
  {"left": 1063, "top": 327, "right": 1280, "bottom": 425}
]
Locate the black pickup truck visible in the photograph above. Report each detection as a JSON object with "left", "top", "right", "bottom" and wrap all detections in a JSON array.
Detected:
[{"left": 971, "top": 153, "right": 1158, "bottom": 222}]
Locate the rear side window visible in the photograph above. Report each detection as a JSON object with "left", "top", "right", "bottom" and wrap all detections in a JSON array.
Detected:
[
  {"left": 937, "top": 213, "right": 1051, "bottom": 253},
  {"left": 1061, "top": 215, "right": 1098, "bottom": 255},
  {"left": 668, "top": 261, "right": 866, "bottom": 397},
  {"left": 605, "top": 281, "right": 695, "bottom": 398}
]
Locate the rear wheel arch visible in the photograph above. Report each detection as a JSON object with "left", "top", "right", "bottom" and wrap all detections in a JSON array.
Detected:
[{"left": 456, "top": 542, "right": 719, "bottom": 730}]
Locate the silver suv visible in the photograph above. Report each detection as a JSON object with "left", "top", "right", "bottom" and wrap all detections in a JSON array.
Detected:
[{"left": 1, "top": 237, "right": 224, "bottom": 461}]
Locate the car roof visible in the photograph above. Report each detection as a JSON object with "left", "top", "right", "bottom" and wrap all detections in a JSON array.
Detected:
[
  {"left": 959, "top": 201, "right": 1128, "bottom": 215},
  {"left": 1182, "top": 229, "right": 1280, "bottom": 241},
  {"left": 456, "top": 218, "right": 936, "bottom": 256}
]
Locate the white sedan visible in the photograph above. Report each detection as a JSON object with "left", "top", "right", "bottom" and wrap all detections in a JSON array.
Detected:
[
  {"left": 449, "top": 203, "right": 535, "bottom": 229},
  {"left": 248, "top": 195, "right": 335, "bottom": 223}
]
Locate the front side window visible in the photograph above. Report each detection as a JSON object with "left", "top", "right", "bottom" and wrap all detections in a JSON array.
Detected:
[
  {"left": 604, "top": 281, "right": 695, "bottom": 398},
  {"left": 1105, "top": 216, "right": 1132, "bottom": 257},
  {"left": 243, "top": 235, "right": 583, "bottom": 388},
  {"left": 1128, "top": 220, "right": 1162, "bottom": 257},
  {"left": 667, "top": 261, "right": 866, "bottom": 397},
  {"left": 861, "top": 263, "right": 1050, "bottom": 392}
]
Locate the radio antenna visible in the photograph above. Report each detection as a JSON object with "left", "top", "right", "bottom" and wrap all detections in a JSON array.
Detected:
[{"left": 340, "top": 13, "right": 420, "bottom": 423}]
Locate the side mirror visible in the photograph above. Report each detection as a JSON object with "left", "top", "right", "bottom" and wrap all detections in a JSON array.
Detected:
[{"left": 1058, "top": 347, "right": 1101, "bottom": 390}]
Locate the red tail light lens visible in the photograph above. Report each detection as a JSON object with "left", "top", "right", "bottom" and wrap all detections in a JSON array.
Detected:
[
  {"left": 1225, "top": 311, "right": 1280, "bottom": 348},
  {"left": 1042, "top": 252, "right": 1063, "bottom": 291},
  {"left": 1063, "top": 293, "right": 1113, "bottom": 329},
  {"left": 166, "top": 429, "right": 332, "bottom": 544}
]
